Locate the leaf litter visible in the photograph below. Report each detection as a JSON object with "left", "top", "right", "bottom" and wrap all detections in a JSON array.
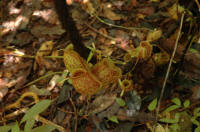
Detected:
[{"left": 0, "top": 0, "right": 200, "bottom": 131}]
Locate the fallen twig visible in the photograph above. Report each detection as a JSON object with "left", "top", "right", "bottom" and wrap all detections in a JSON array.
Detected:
[
  {"left": 153, "top": 12, "right": 185, "bottom": 131},
  {"left": 36, "top": 115, "right": 66, "bottom": 132}
]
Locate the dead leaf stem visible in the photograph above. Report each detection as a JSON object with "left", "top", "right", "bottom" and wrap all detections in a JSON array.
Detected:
[
  {"left": 4, "top": 92, "right": 39, "bottom": 111},
  {"left": 153, "top": 12, "right": 185, "bottom": 131},
  {"left": 86, "top": 23, "right": 115, "bottom": 40},
  {"left": 36, "top": 115, "right": 66, "bottom": 132},
  {"left": 70, "top": 97, "right": 78, "bottom": 132},
  {"left": 24, "top": 71, "right": 63, "bottom": 87}
]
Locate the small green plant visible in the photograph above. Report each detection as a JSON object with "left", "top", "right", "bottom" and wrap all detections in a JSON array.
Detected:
[
  {"left": 148, "top": 98, "right": 157, "bottom": 111},
  {"left": 108, "top": 116, "right": 119, "bottom": 124},
  {"left": 116, "top": 98, "right": 126, "bottom": 107},
  {"left": 191, "top": 107, "right": 200, "bottom": 132},
  {"left": 0, "top": 100, "right": 56, "bottom": 132},
  {"left": 148, "top": 97, "right": 200, "bottom": 132}
]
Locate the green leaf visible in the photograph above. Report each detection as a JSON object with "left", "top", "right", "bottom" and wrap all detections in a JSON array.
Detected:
[
  {"left": 195, "top": 127, "right": 200, "bottom": 132},
  {"left": 183, "top": 100, "right": 190, "bottom": 108},
  {"left": 29, "top": 86, "right": 51, "bottom": 96},
  {"left": 162, "top": 105, "right": 180, "bottom": 114},
  {"left": 171, "top": 98, "right": 181, "bottom": 106},
  {"left": 11, "top": 122, "right": 20, "bottom": 132},
  {"left": 116, "top": 98, "right": 126, "bottom": 107},
  {"left": 160, "top": 113, "right": 180, "bottom": 124},
  {"left": 189, "top": 48, "right": 198, "bottom": 53},
  {"left": 194, "top": 107, "right": 200, "bottom": 116},
  {"left": 159, "top": 118, "right": 177, "bottom": 123},
  {"left": 191, "top": 117, "right": 200, "bottom": 126},
  {"left": 108, "top": 116, "right": 119, "bottom": 124},
  {"left": 31, "top": 125, "right": 56, "bottom": 132},
  {"left": 62, "top": 70, "right": 68, "bottom": 77},
  {"left": 87, "top": 51, "right": 94, "bottom": 63},
  {"left": 21, "top": 100, "right": 51, "bottom": 124},
  {"left": 118, "top": 79, "right": 123, "bottom": 87},
  {"left": 170, "top": 123, "right": 180, "bottom": 131},
  {"left": 0, "top": 125, "right": 14, "bottom": 132},
  {"left": 67, "top": 79, "right": 72, "bottom": 84},
  {"left": 174, "top": 113, "right": 180, "bottom": 121},
  {"left": 194, "top": 113, "right": 200, "bottom": 118},
  {"left": 24, "top": 119, "right": 35, "bottom": 132},
  {"left": 55, "top": 76, "right": 65, "bottom": 83},
  {"left": 148, "top": 98, "right": 157, "bottom": 111}
]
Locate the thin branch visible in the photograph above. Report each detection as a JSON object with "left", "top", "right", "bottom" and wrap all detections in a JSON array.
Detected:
[
  {"left": 2, "top": 109, "right": 66, "bottom": 132},
  {"left": 0, "top": 108, "right": 28, "bottom": 123},
  {"left": 153, "top": 12, "right": 185, "bottom": 131},
  {"left": 94, "top": 14, "right": 153, "bottom": 31},
  {"left": 36, "top": 115, "right": 66, "bottom": 132},
  {"left": 70, "top": 98, "right": 78, "bottom": 132},
  {"left": 24, "top": 71, "right": 63, "bottom": 87},
  {"left": 86, "top": 24, "right": 116, "bottom": 40}
]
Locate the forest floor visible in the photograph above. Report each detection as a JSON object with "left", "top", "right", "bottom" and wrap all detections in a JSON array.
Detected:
[{"left": 1, "top": 0, "right": 200, "bottom": 132}]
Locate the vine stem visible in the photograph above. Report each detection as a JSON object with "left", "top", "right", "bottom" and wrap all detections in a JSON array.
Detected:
[
  {"left": 153, "top": 12, "right": 185, "bottom": 131},
  {"left": 94, "top": 14, "right": 153, "bottom": 31}
]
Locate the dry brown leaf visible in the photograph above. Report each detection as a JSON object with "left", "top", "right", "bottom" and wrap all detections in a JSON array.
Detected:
[
  {"left": 32, "top": 9, "right": 57, "bottom": 24},
  {"left": 115, "top": 30, "right": 131, "bottom": 50},
  {"left": 191, "top": 85, "right": 200, "bottom": 100},
  {"left": 103, "top": 3, "right": 123, "bottom": 21},
  {"left": 0, "top": 87, "right": 8, "bottom": 101},
  {"left": 89, "top": 93, "right": 117, "bottom": 114},
  {"left": 160, "top": 38, "right": 200, "bottom": 79},
  {"left": 31, "top": 25, "right": 65, "bottom": 37},
  {"left": 132, "top": 0, "right": 137, "bottom": 7},
  {"left": 141, "top": 59, "right": 155, "bottom": 79},
  {"left": 137, "top": 6, "right": 155, "bottom": 16},
  {"left": 0, "top": 78, "right": 8, "bottom": 101},
  {"left": 15, "top": 32, "right": 33, "bottom": 46},
  {"left": 36, "top": 41, "right": 54, "bottom": 57},
  {"left": 104, "top": 9, "right": 122, "bottom": 21},
  {"left": 159, "top": 38, "right": 184, "bottom": 60},
  {"left": 82, "top": 1, "right": 95, "bottom": 15},
  {"left": 136, "top": 13, "right": 145, "bottom": 21},
  {"left": 98, "top": 102, "right": 120, "bottom": 119},
  {"left": 113, "top": 1, "right": 125, "bottom": 9},
  {"left": 34, "top": 41, "right": 54, "bottom": 70}
]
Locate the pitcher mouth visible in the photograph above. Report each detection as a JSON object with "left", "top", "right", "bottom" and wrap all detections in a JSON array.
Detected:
[{"left": 71, "top": 68, "right": 87, "bottom": 79}]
